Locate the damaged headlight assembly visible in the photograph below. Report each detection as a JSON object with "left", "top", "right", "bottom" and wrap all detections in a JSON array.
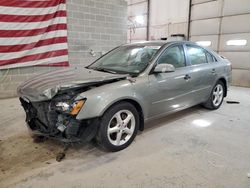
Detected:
[
  {"left": 55, "top": 99, "right": 86, "bottom": 115},
  {"left": 54, "top": 99, "right": 86, "bottom": 133}
]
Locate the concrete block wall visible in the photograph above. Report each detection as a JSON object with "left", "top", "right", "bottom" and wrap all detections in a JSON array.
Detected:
[
  {"left": 0, "top": 0, "right": 127, "bottom": 99},
  {"left": 67, "top": 0, "right": 127, "bottom": 66}
]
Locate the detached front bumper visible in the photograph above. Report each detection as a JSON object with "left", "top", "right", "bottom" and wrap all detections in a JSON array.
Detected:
[{"left": 20, "top": 98, "right": 99, "bottom": 143}]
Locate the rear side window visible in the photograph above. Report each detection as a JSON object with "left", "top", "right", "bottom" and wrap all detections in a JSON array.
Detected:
[
  {"left": 157, "top": 45, "right": 186, "bottom": 68},
  {"left": 186, "top": 45, "right": 207, "bottom": 65}
]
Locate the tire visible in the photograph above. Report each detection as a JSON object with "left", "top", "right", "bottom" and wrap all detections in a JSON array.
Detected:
[
  {"left": 203, "top": 81, "right": 225, "bottom": 110},
  {"left": 96, "top": 102, "right": 139, "bottom": 152}
]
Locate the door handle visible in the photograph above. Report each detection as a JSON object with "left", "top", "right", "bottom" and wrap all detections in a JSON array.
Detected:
[{"left": 184, "top": 74, "right": 191, "bottom": 80}]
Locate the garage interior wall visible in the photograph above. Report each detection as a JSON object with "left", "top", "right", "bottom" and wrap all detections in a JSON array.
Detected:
[
  {"left": 127, "top": 0, "right": 189, "bottom": 42},
  {"left": 189, "top": 0, "right": 250, "bottom": 87},
  {"left": 0, "top": 0, "right": 127, "bottom": 99}
]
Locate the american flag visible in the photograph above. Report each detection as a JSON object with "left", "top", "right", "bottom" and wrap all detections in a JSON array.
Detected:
[{"left": 0, "top": 0, "right": 69, "bottom": 69}]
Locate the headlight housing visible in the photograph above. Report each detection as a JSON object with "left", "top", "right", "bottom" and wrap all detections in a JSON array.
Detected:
[{"left": 55, "top": 99, "right": 86, "bottom": 115}]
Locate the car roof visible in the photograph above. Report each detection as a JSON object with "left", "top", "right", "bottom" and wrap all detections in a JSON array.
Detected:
[{"left": 123, "top": 40, "right": 198, "bottom": 47}]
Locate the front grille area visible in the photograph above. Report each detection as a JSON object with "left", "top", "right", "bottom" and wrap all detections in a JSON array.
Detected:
[
  {"left": 20, "top": 97, "right": 59, "bottom": 135},
  {"left": 19, "top": 97, "right": 98, "bottom": 142}
]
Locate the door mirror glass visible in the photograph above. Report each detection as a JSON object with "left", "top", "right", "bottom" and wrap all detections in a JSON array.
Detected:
[{"left": 153, "top": 64, "right": 175, "bottom": 73}]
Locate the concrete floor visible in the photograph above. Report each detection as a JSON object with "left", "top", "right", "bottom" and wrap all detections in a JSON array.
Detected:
[{"left": 0, "top": 86, "right": 250, "bottom": 188}]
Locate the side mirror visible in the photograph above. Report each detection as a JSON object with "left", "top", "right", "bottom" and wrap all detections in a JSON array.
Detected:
[{"left": 153, "top": 64, "right": 175, "bottom": 73}]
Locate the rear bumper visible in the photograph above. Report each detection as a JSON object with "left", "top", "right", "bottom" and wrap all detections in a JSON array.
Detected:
[{"left": 20, "top": 98, "right": 100, "bottom": 143}]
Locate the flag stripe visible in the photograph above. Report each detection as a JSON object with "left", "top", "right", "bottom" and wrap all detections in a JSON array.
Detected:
[
  {"left": 0, "top": 30, "right": 67, "bottom": 45},
  {"left": 0, "top": 3, "right": 66, "bottom": 16},
  {"left": 0, "top": 43, "right": 68, "bottom": 60},
  {"left": 0, "top": 49, "right": 68, "bottom": 66},
  {"left": 0, "top": 24, "right": 67, "bottom": 38},
  {"left": 1, "top": 55, "right": 69, "bottom": 69},
  {"left": 0, "top": 10, "right": 66, "bottom": 23},
  {"left": 0, "top": 0, "right": 66, "bottom": 8},
  {"left": 0, "top": 37, "right": 67, "bottom": 53},
  {"left": 0, "top": 17, "right": 66, "bottom": 30}
]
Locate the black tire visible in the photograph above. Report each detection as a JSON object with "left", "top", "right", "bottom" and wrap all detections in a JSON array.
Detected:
[
  {"left": 96, "top": 102, "right": 139, "bottom": 152},
  {"left": 203, "top": 80, "right": 225, "bottom": 110}
]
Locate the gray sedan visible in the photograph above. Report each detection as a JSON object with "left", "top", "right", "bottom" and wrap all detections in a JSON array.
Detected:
[{"left": 18, "top": 41, "right": 232, "bottom": 151}]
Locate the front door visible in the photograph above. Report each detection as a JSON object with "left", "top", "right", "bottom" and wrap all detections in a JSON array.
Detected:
[{"left": 147, "top": 44, "right": 194, "bottom": 119}]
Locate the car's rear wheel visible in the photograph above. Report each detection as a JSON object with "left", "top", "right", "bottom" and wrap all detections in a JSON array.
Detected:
[
  {"left": 203, "top": 81, "right": 225, "bottom": 110},
  {"left": 96, "top": 102, "right": 139, "bottom": 152}
]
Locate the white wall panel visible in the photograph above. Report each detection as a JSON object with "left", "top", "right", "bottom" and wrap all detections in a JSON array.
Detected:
[
  {"left": 220, "top": 52, "right": 250, "bottom": 69},
  {"left": 223, "top": 0, "right": 250, "bottom": 16},
  {"left": 169, "top": 22, "right": 188, "bottom": 36},
  {"left": 190, "top": 35, "right": 219, "bottom": 51},
  {"left": 231, "top": 69, "right": 250, "bottom": 87},
  {"left": 190, "top": 18, "right": 220, "bottom": 36},
  {"left": 219, "top": 33, "right": 250, "bottom": 52},
  {"left": 192, "top": 0, "right": 215, "bottom": 5},
  {"left": 149, "top": 27, "right": 168, "bottom": 40},
  {"left": 150, "top": 0, "right": 189, "bottom": 25},
  {"left": 191, "top": 1, "right": 221, "bottom": 20},
  {"left": 221, "top": 14, "right": 250, "bottom": 34},
  {"left": 129, "top": 27, "right": 147, "bottom": 41},
  {"left": 150, "top": 22, "right": 188, "bottom": 40},
  {"left": 128, "top": 1, "right": 147, "bottom": 16}
]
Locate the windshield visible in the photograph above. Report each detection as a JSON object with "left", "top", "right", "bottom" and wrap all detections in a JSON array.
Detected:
[{"left": 88, "top": 45, "right": 161, "bottom": 75}]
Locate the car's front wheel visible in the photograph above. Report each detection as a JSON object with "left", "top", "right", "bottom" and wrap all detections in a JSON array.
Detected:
[
  {"left": 96, "top": 102, "right": 139, "bottom": 152},
  {"left": 203, "top": 80, "right": 225, "bottom": 110}
]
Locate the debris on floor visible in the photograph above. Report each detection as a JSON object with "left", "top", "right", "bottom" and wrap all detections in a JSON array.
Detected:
[
  {"left": 56, "top": 143, "right": 70, "bottom": 162},
  {"left": 56, "top": 152, "right": 66, "bottom": 162},
  {"left": 226, "top": 101, "right": 240, "bottom": 104},
  {"left": 33, "top": 136, "right": 47, "bottom": 143}
]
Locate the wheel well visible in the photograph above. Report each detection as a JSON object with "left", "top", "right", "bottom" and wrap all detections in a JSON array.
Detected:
[
  {"left": 107, "top": 99, "right": 145, "bottom": 131},
  {"left": 218, "top": 78, "right": 227, "bottom": 97}
]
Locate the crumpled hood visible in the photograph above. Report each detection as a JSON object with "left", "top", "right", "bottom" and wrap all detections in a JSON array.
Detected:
[{"left": 17, "top": 67, "right": 127, "bottom": 102}]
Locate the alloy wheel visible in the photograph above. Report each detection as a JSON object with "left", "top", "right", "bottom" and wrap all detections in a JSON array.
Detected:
[
  {"left": 212, "top": 84, "right": 224, "bottom": 107},
  {"left": 107, "top": 110, "right": 135, "bottom": 146}
]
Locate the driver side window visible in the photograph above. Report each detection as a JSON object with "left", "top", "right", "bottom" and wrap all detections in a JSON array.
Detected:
[{"left": 157, "top": 45, "right": 186, "bottom": 68}]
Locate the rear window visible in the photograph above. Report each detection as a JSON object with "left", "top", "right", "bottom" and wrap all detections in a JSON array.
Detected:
[{"left": 186, "top": 45, "right": 207, "bottom": 65}]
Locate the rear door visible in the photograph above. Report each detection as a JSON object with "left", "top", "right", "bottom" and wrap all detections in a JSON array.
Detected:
[
  {"left": 147, "top": 44, "right": 194, "bottom": 118},
  {"left": 184, "top": 44, "right": 218, "bottom": 103}
]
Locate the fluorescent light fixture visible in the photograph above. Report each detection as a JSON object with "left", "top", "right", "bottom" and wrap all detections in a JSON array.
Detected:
[
  {"left": 226, "top": 39, "right": 247, "bottom": 46},
  {"left": 196, "top": 41, "right": 212, "bottom": 47},
  {"left": 135, "top": 15, "right": 144, "bottom": 25}
]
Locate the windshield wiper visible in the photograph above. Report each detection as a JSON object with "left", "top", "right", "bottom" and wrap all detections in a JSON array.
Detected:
[{"left": 91, "top": 67, "right": 117, "bottom": 74}]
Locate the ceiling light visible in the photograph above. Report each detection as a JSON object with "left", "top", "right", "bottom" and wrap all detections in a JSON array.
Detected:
[
  {"left": 226, "top": 39, "right": 247, "bottom": 46},
  {"left": 196, "top": 41, "right": 212, "bottom": 47},
  {"left": 135, "top": 15, "right": 144, "bottom": 25}
]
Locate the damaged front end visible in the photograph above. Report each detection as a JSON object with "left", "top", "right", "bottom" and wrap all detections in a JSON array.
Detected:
[
  {"left": 18, "top": 68, "right": 128, "bottom": 142},
  {"left": 20, "top": 95, "right": 100, "bottom": 142},
  {"left": 19, "top": 83, "right": 101, "bottom": 143}
]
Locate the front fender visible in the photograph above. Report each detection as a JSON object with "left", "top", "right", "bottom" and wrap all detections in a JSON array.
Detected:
[{"left": 75, "top": 80, "right": 145, "bottom": 120}]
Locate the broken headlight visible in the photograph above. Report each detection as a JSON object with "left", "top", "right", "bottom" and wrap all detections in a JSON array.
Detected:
[{"left": 55, "top": 99, "right": 86, "bottom": 115}]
